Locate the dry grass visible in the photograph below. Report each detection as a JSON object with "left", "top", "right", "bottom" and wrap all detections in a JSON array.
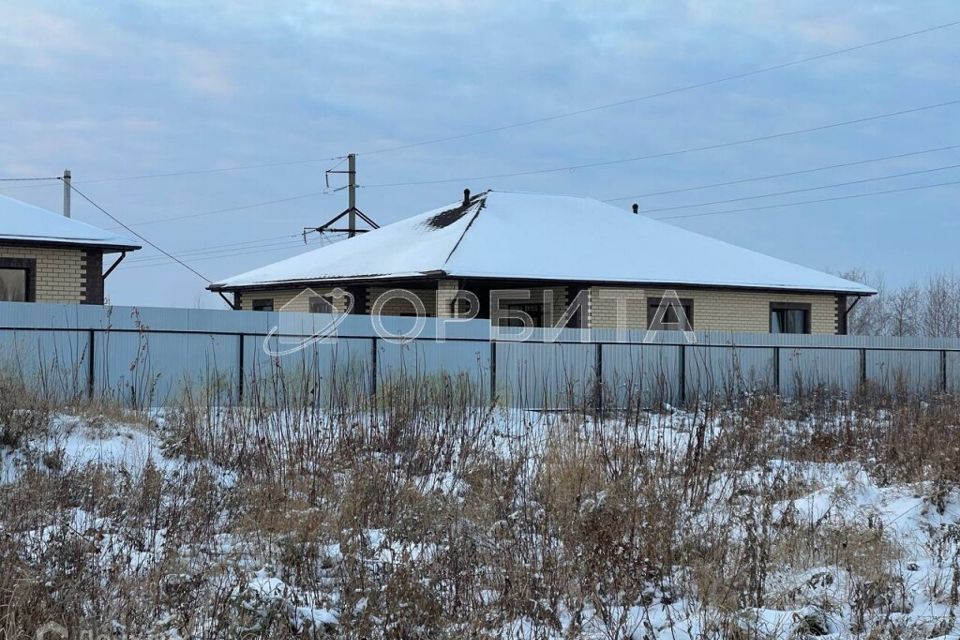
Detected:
[{"left": 0, "top": 368, "right": 959, "bottom": 639}]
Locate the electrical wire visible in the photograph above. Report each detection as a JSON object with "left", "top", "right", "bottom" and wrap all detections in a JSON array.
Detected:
[
  {"left": 356, "top": 18, "right": 960, "bottom": 156},
  {"left": 602, "top": 144, "right": 960, "bottom": 201},
  {"left": 360, "top": 98, "right": 960, "bottom": 188},
  {"left": 4, "top": 19, "right": 956, "bottom": 189},
  {"left": 64, "top": 181, "right": 212, "bottom": 283},
  {"left": 656, "top": 178, "right": 960, "bottom": 220},
  {"left": 635, "top": 162, "right": 960, "bottom": 214},
  {"left": 125, "top": 233, "right": 303, "bottom": 265},
  {"left": 104, "top": 188, "right": 336, "bottom": 231},
  {"left": 0, "top": 176, "right": 61, "bottom": 182},
  {"left": 80, "top": 156, "right": 347, "bottom": 184},
  {"left": 122, "top": 240, "right": 308, "bottom": 271}
]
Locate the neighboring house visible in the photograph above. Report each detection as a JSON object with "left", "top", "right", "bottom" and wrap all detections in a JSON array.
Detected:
[
  {"left": 0, "top": 194, "right": 140, "bottom": 304},
  {"left": 209, "top": 190, "right": 875, "bottom": 334}
]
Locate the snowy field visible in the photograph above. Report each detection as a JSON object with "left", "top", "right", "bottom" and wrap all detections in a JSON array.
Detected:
[{"left": 1, "top": 385, "right": 959, "bottom": 639}]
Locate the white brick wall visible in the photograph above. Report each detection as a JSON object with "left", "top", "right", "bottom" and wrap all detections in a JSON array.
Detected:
[
  {"left": 588, "top": 286, "right": 839, "bottom": 334},
  {"left": 0, "top": 244, "right": 86, "bottom": 303}
]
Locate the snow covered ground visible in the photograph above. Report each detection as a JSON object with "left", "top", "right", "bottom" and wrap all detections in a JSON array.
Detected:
[{"left": 1, "top": 404, "right": 958, "bottom": 639}]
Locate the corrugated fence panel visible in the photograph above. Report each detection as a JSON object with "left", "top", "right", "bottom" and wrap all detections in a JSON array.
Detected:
[
  {"left": 866, "top": 349, "right": 943, "bottom": 394},
  {"left": 377, "top": 339, "right": 490, "bottom": 399},
  {"left": 601, "top": 344, "right": 682, "bottom": 407},
  {"left": 93, "top": 331, "right": 239, "bottom": 406},
  {"left": 245, "top": 334, "right": 373, "bottom": 405},
  {"left": 685, "top": 345, "right": 775, "bottom": 401},
  {"left": 496, "top": 342, "right": 594, "bottom": 408},
  {"left": 780, "top": 347, "right": 862, "bottom": 398},
  {"left": 948, "top": 352, "right": 960, "bottom": 394},
  {"left": 0, "top": 329, "right": 89, "bottom": 400}
]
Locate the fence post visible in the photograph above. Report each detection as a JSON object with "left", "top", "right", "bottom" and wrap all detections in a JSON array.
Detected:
[
  {"left": 87, "top": 329, "right": 95, "bottom": 400},
  {"left": 772, "top": 347, "right": 781, "bottom": 396},
  {"left": 594, "top": 342, "right": 603, "bottom": 413},
  {"left": 370, "top": 337, "right": 378, "bottom": 396},
  {"left": 489, "top": 340, "right": 497, "bottom": 404},
  {"left": 942, "top": 350, "right": 948, "bottom": 393},
  {"left": 678, "top": 344, "right": 687, "bottom": 406},
  {"left": 237, "top": 333, "right": 245, "bottom": 403}
]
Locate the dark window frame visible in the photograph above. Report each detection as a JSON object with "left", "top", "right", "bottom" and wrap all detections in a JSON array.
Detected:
[
  {"left": 769, "top": 302, "right": 812, "bottom": 334},
  {"left": 498, "top": 301, "right": 545, "bottom": 328},
  {"left": 0, "top": 257, "right": 36, "bottom": 302},
  {"left": 251, "top": 298, "right": 274, "bottom": 312},
  {"left": 309, "top": 295, "right": 335, "bottom": 314},
  {"left": 647, "top": 297, "right": 694, "bottom": 330}
]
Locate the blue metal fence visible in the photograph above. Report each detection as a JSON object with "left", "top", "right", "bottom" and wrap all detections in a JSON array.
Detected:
[{"left": 1, "top": 301, "right": 959, "bottom": 408}]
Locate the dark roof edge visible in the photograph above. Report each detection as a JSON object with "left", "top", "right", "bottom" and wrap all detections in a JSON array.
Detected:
[
  {"left": 0, "top": 238, "right": 141, "bottom": 253},
  {"left": 209, "top": 273, "right": 875, "bottom": 297}
]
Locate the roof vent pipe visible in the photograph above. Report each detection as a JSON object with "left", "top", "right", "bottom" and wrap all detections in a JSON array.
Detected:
[
  {"left": 632, "top": 203, "right": 639, "bottom": 214},
  {"left": 463, "top": 188, "right": 471, "bottom": 206}
]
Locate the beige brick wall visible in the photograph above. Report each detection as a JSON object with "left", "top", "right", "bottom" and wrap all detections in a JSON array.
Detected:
[
  {"left": 589, "top": 287, "right": 647, "bottom": 329},
  {"left": 436, "top": 279, "right": 460, "bottom": 317},
  {"left": 236, "top": 287, "right": 352, "bottom": 312},
  {"left": 589, "top": 286, "right": 839, "bottom": 334},
  {"left": 0, "top": 244, "right": 86, "bottom": 303},
  {"left": 367, "top": 287, "right": 437, "bottom": 316}
]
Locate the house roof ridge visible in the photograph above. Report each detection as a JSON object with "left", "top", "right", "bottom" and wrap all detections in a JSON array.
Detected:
[{"left": 441, "top": 192, "right": 488, "bottom": 268}]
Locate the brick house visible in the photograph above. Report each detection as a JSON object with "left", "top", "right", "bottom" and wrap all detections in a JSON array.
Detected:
[
  {"left": 209, "top": 190, "right": 875, "bottom": 335},
  {"left": 0, "top": 194, "right": 140, "bottom": 304}
]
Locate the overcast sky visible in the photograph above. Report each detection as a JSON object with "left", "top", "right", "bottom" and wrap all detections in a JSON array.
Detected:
[{"left": 1, "top": 1, "right": 958, "bottom": 308}]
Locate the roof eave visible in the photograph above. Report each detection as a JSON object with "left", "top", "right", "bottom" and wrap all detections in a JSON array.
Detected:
[
  {"left": 207, "top": 271, "right": 450, "bottom": 292},
  {"left": 0, "top": 237, "right": 141, "bottom": 253},
  {"left": 208, "top": 271, "right": 875, "bottom": 297}
]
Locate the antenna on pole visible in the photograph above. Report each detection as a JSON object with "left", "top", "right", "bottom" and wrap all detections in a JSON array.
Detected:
[
  {"left": 305, "top": 152, "right": 380, "bottom": 242},
  {"left": 62, "top": 169, "right": 71, "bottom": 218}
]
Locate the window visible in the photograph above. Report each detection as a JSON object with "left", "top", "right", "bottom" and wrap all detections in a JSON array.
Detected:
[
  {"left": 252, "top": 299, "right": 274, "bottom": 312},
  {"left": 498, "top": 303, "right": 544, "bottom": 328},
  {"left": 0, "top": 268, "right": 27, "bottom": 302},
  {"left": 309, "top": 296, "right": 334, "bottom": 313},
  {"left": 0, "top": 258, "right": 34, "bottom": 302},
  {"left": 647, "top": 298, "right": 694, "bottom": 330},
  {"left": 450, "top": 297, "right": 471, "bottom": 318},
  {"left": 770, "top": 303, "right": 811, "bottom": 334}
]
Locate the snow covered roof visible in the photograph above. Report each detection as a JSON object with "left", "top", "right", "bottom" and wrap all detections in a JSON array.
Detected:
[
  {"left": 210, "top": 190, "right": 876, "bottom": 296},
  {"left": 0, "top": 194, "right": 140, "bottom": 252}
]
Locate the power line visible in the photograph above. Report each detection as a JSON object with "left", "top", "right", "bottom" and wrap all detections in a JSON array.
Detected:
[
  {"left": 356, "top": 18, "right": 960, "bottom": 156},
  {"left": 79, "top": 156, "right": 347, "bottom": 185},
  {"left": 0, "top": 176, "right": 60, "bottom": 182},
  {"left": 635, "top": 162, "right": 960, "bottom": 214},
  {"left": 64, "top": 181, "right": 212, "bottom": 283},
  {"left": 123, "top": 240, "right": 309, "bottom": 271},
  {"left": 4, "top": 19, "right": 957, "bottom": 190},
  {"left": 602, "top": 144, "right": 960, "bottom": 201},
  {"left": 126, "top": 233, "right": 302, "bottom": 265},
  {"left": 360, "top": 98, "right": 960, "bottom": 188},
  {"left": 656, "top": 178, "right": 960, "bottom": 220},
  {"left": 104, "top": 188, "right": 336, "bottom": 231}
]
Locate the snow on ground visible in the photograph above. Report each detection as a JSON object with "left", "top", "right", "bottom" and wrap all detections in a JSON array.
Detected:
[{"left": 2, "top": 408, "right": 958, "bottom": 639}]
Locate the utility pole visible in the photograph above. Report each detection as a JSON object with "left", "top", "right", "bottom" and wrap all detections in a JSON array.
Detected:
[
  {"left": 347, "top": 153, "right": 357, "bottom": 237},
  {"left": 62, "top": 169, "right": 71, "bottom": 218},
  {"left": 305, "top": 152, "right": 379, "bottom": 241}
]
